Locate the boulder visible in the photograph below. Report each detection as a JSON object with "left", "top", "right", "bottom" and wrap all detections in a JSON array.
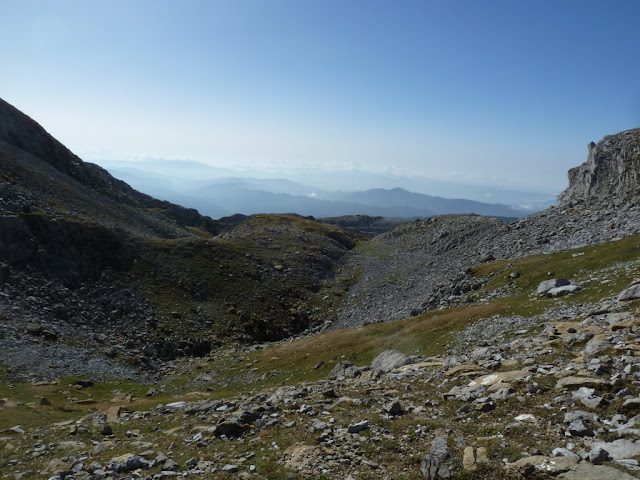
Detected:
[
  {"left": 111, "top": 455, "right": 152, "bottom": 473},
  {"left": 621, "top": 397, "right": 640, "bottom": 413},
  {"left": 547, "top": 285, "right": 580, "bottom": 297},
  {"left": 555, "top": 376, "right": 607, "bottom": 390},
  {"left": 370, "top": 350, "right": 413, "bottom": 374},
  {"left": 618, "top": 282, "right": 640, "bottom": 302},
  {"left": 462, "top": 446, "right": 476, "bottom": 471},
  {"left": 468, "top": 370, "right": 531, "bottom": 387},
  {"left": 347, "top": 420, "right": 369, "bottom": 434},
  {"left": 557, "top": 462, "right": 639, "bottom": 479},
  {"left": 568, "top": 419, "right": 595, "bottom": 437},
  {"left": 420, "top": 433, "right": 452, "bottom": 479},
  {"left": 382, "top": 399, "right": 403, "bottom": 416},
  {"left": 443, "top": 385, "right": 486, "bottom": 401},
  {"left": 563, "top": 410, "right": 599, "bottom": 425},
  {"left": 584, "top": 439, "right": 640, "bottom": 460},
  {"left": 588, "top": 446, "right": 610, "bottom": 465},
  {"left": 506, "top": 455, "right": 579, "bottom": 477},
  {"left": 328, "top": 361, "right": 361, "bottom": 380},
  {"left": 537, "top": 279, "right": 570, "bottom": 295}
]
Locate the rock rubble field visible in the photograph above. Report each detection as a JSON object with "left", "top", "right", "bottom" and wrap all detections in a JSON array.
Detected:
[{"left": 2, "top": 278, "right": 640, "bottom": 479}]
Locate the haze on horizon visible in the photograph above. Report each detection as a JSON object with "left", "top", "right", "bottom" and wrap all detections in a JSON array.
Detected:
[{"left": 1, "top": 0, "right": 639, "bottom": 197}]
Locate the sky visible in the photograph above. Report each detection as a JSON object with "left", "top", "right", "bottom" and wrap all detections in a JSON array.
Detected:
[{"left": 1, "top": 0, "right": 639, "bottom": 195}]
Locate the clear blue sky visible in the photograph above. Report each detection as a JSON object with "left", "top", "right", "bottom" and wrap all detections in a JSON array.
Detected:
[{"left": 1, "top": 0, "right": 639, "bottom": 193}]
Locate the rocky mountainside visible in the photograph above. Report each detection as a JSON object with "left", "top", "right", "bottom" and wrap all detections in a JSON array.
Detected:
[
  {"left": 2, "top": 267, "right": 640, "bottom": 479},
  {"left": 0, "top": 99, "right": 223, "bottom": 238},
  {"left": 324, "top": 130, "right": 640, "bottom": 329},
  {"left": 1, "top": 99, "right": 640, "bottom": 479},
  {"left": 0, "top": 99, "right": 355, "bottom": 380},
  {"left": 558, "top": 128, "right": 640, "bottom": 206}
]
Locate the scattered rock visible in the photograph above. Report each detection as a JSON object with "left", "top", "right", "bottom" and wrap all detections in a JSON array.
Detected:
[{"left": 382, "top": 399, "right": 403, "bottom": 416}]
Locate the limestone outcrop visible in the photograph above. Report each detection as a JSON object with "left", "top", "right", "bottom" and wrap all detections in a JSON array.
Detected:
[{"left": 558, "top": 128, "right": 640, "bottom": 206}]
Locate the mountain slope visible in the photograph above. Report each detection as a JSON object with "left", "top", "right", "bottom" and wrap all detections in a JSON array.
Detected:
[
  {"left": 322, "top": 130, "right": 640, "bottom": 329},
  {"left": 105, "top": 165, "right": 530, "bottom": 220},
  {"left": 0, "top": 99, "right": 356, "bottom": 379},
  {"left": 0, "top": 98, "right": 223, "bottom": 237}
]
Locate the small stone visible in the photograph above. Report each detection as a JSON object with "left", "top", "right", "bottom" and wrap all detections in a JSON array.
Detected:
[
  {"left": 621, "top": 398, "right": 640, "bottom": 413},
  {"left": 476, "top": 447, "right": 489, "bottom": 464},
  {"left": 588, "top": 446, "right": 610, "bottom": 465},
  {"left": 474, "top": 398, "right": 495, "bottom": 412},
  {"left": 361, "top": 459, "right": 379, "bottom": 469},
  {"left": 514, "top": 414, "right": 537, "bottom": 423},
  {"left": 383, "top": 399, "right": 403, "bottom": 416},
  {"left": 145, "top": 388, "right": 161, "bottom": 397},
  {"left": 347, "top": 420, "right": 369, "bottom": 434},
  {"left": 462, "top": 446, "right": 476, "bottom": 471},
  {"left": 568, "top": 419, "right": 595, "bottom": 437}
]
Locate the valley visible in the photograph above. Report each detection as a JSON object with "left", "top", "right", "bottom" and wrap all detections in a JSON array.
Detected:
[{"left": 1, "top": 98, "right": 640, "bottom": 479}]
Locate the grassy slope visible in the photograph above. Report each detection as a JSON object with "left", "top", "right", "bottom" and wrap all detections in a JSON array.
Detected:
[
  {"left": 255, "top": 233, "right": 640, "bottom": 381},
  {"left": 5, "top": 232, "right": 639, "bottom": 429},
  {"left": 130, "top": 214, "right": 354, "bottom": 342},
  {"left": 2, "top": 233, "right": 640, "bottom": 480}
]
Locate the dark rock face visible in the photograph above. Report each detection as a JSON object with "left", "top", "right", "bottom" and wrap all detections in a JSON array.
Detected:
[
  {"left": 558, "top": 128, "right": 640, "bottom": 206},
  {"left": 0, "top": 97, "right": 223, "bottom": 237}
]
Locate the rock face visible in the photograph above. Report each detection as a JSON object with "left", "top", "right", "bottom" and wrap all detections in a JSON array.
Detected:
[
  {"left": 0, "top": 97, "right": 224, "bottom": 237},
  {"left": 558, "top": 128, "right": 640, "bottom": 206}
]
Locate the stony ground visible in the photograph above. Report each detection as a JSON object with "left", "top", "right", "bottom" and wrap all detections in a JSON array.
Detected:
[
  {"left": 328, "top": 202, "right": 640, "bottom": 329},
  {"left": 2, "top": 278, "right": 639, "bottom": 480}
]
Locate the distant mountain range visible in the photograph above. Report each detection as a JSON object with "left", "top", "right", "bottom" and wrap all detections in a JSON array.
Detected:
[{"left": 105, "top": 165, "right": 541, "bottom": 219}]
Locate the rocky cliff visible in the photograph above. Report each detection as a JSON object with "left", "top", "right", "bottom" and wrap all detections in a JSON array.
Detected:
[
  {"left": 0, "top": 97, "right": 223, "bottom": 237},
  {"left": 558, "top": 128, "right": 640, "bottom": 206}
]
